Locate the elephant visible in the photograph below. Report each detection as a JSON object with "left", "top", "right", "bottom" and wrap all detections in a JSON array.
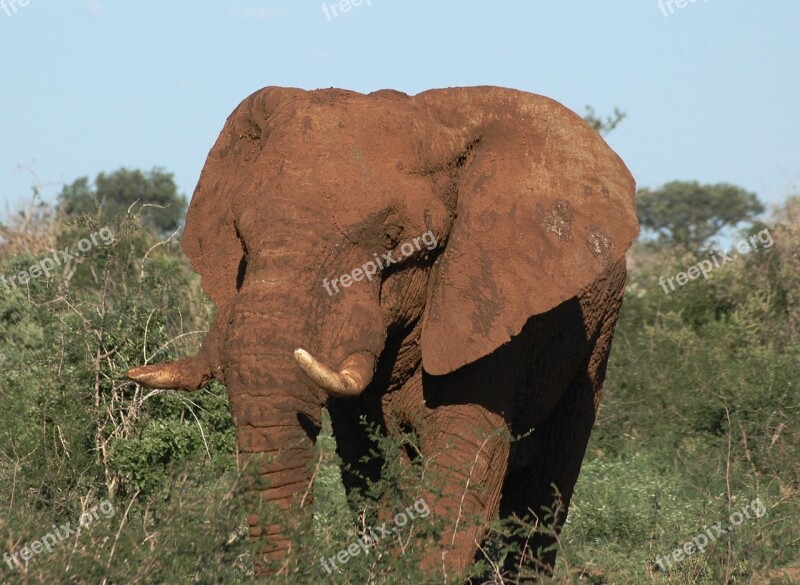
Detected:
[{"left": 126, "top": 85, "right": 638, "bottom": 579}]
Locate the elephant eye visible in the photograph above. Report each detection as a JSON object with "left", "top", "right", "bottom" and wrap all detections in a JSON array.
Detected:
[{"left": 383, "top": 225, "right": 403, "bottom": 249}]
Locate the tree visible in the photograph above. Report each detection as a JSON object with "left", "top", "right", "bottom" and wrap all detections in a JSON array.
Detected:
[
  {"left": 58, "top": 167, "right": 187, "bottom": 234},
  {"left": 636, "top": 181, "right": 764, "bottom": 252},
  {"left": 583, "top": 106, "right": 626, "bottom": 136}
]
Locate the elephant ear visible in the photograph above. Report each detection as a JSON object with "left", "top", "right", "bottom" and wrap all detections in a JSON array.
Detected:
[
  {"left": 180, "top": 161, "right": 240, "bottom": 309},
  {"left": 416, "top": 87, "right": 639, "bottom": 376},
  {"left": 181, "top": 87, "right": 304, "bottom": 308}
]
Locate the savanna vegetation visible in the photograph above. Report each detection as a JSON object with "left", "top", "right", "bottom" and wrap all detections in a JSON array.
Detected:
[{"left": 0, "top": 165, "right": 797, "bottom": 584}]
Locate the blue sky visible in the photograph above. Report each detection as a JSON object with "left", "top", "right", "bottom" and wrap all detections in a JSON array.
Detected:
[{"left": 1, "top": 1, "right": 798, "bottom": 215}]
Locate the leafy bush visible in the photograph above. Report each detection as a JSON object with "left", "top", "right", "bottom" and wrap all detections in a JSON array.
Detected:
[{"left": 0, "top": 183, "right": 798, "bottom": 583}]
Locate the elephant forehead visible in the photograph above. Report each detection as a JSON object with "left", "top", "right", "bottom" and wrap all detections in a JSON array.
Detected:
[
  {"left": 215, "top": 86, "right": 456, "bottom": 205},
  {"left": 264, "top": 94, "right": 419, "bottom": 156},
  {"left": 248, "top": 112, "right": 441, "bottom": 227}
]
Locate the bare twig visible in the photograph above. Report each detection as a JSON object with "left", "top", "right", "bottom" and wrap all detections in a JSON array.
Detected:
[
  {"left": 723, "top": 401, "right": 733, "bottom": 584},
  {"left": 104, "top": 490, "right": 140, "bottom": 580},
  {"left": 140, "top": 226, "right": 181, "bottom": 278}
]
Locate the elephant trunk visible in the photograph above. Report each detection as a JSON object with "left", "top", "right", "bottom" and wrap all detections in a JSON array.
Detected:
[
  {"left": 127, "top": 233, "right": 388, "bottom": 570},
  {"left": 231, "top": 274, "right": 385, "bottom": 570},
  {"left": 231, "top": 270, "right": 387, "bottom": 570}
]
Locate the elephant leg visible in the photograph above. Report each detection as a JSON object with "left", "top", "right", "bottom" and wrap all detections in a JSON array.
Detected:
[
  {"left": 418, "top": 402, "right": 511, "bottom": 576},
  {"left": 498, "top": 303, "right": 621, "bottom": 579}
]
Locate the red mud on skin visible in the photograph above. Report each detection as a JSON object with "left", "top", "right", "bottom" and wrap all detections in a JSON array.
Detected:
[{"left": 127, "top": 85, "right": 639, "bottom": 576}]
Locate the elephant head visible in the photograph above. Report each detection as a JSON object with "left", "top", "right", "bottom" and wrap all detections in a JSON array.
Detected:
[{"left": 127, "top": 85, "right": 637, "bottom": 565}]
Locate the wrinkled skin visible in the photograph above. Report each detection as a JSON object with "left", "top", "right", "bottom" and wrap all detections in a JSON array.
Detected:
[{"left": 127, "top": 86, "right": 638, "bottom": 578}]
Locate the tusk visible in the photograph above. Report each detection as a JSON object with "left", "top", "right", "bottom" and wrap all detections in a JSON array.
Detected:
[
  {"left": 126, "top": 357, "right": 212, "bottom": 391},
  {"left": 293, "top": 348, "right": 375, "bottom": 397}
]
